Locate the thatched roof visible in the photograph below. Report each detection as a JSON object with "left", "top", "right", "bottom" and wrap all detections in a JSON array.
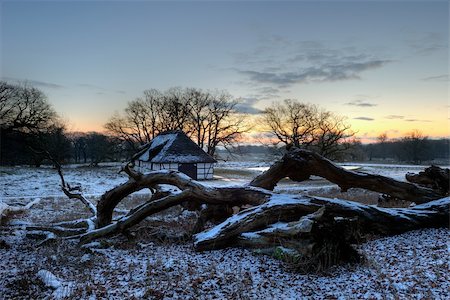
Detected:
[{"left": 133, "top": 130, "right": 216, "bottom": 164}]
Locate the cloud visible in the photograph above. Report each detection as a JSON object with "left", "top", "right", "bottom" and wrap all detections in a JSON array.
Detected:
[
  {"left": 2, "top": 76, "right": 64, "bottom": 89},
  {"left": 385, "top": 115, "right": 431, "bottom": 122},
  {"left": 345, "top": 100, "right": 377, "bottom": 107},
  {"left": 78, "top": 83, "right": 106, "bottom": 90},
  {"left": 404, "top": 119, "right": 431, "bottom": 123},
  {"left": 116, "top": 90, "right": 126, "bottom": 94},
  {"left": 422, "top": 74, "right": 449, "bottom": 82},
  {"left": 232, "top": 35, "right": 391, "bottom": 88},
  {"left": 407, "top": 32, "right": 447, "bottom": 55},
  {"left": 256, "top": 86, "right": 280, "bottom": 95},
  {"left": 249, "top": 86, "right": 281, "bottom": 100},
  {"left": 235, "top": 97, "right": 264, "bottom": 114},
  {"left": 238, "top": 60, "right": 389, "bottom": 87},
  {"left": 385, "top": 115, "right": 404, "bottom": 119},
  {"left": 353, "top": 117, "right": 374, "bottom": 121}
]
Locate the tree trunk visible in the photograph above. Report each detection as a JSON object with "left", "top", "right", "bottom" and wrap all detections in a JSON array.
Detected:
[
  {"left": 406, "top": 165, "right": 449, "bottom": 195},
  {"left": 95, "top": 166, "right": 270, "bottom": 228},
  {"left": 250, "top": 148, "right": 444, "bottom": 203},
  {"left": 194, "top": 195, "right": 449, "bottom": 251}
]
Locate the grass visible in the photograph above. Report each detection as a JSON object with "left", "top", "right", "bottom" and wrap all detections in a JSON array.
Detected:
[{"left": 214, "top": 167, "right": 259, "bottom": 177}]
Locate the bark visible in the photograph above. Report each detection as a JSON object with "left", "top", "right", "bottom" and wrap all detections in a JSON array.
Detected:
[
  {"left": 91, "top": 153, "right": 449, "bottom": 247},
  {"left": 81, "top": 191, "right": 192, "bottom": 244},
  {"left": 0, "top": 201, "right": 24, "bottom": 225},
  {"left": 250, "top": 148, "right": 444, "bottom": 203},
  {"left": 193, "top": 194, "right": 449, "bottom": 271},
  {"left": 37, "top": 149, "right": 97, "bottom": 215},
  {"left": 194, "top": 195, "right": 449, "bottom": 251},
  {"left": 235, "top": 208, "right": 362, "bottom": 273},
  {"left": 406, "top": 165, "right": 449, "bottom": 195},
  {"left": 96, "top": 165, "right": 269, "bottom": 228}
]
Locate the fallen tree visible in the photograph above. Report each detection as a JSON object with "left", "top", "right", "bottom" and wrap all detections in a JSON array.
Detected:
[
  {"left": 250, "top": 148, "right": 446, "bottom": 203},
  {"left": 6, "top": 147, "right": 450, "bottom": 271}
]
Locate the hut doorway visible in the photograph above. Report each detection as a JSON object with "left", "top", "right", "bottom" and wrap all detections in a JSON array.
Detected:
[{"left": 178, "top": 163, "right": 197, "bottom": 180}]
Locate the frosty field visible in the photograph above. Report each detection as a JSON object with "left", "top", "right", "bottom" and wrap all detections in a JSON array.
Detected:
[{"left": 1, "top": 163, "right": 449, "bottom": 299}]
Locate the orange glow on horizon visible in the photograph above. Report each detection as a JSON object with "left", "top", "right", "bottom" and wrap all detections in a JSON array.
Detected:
[{"left": 68, "top": 112, "right": 449, "bottom": 143}]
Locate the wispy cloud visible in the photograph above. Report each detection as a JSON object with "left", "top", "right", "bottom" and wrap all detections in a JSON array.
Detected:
[
  {"left": 78, "top": 83, "right": 106, "bottom": 90},
  {"left": 407, "top": 32, "right": 447, "bottom": 55},
  {"left": 2, "top": 76, "right": 64, "bottom": 89},
  {"left": 385, "top": 115, "right": 404, "bottom": 119},
  {"left": 235, "top": 97, "right": 263, "bottom": 114},
  {"left": 353, "top": 117, "right": 374, "bottom": 121},
  {"left": 422, "top": 74, "right": 449, "bottom": 82},
  {"left": 232, "top": 36, "right": 391, "bottom": 88},
  {"left": 405, "top": 119, "right": 432, "bottom": 123},
  {"left": 238, "top": 60, "right": 389, "bottom": 87},
  {"left": 345, "top": 99, "right": 377, "bottom": 107}
]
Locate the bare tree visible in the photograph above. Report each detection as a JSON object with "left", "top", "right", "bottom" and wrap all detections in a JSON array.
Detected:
[
  {"left": 105, "top": 87, "right": 247, "bottom": 157},
  {"left": 313, "top": 110, "right": 353, "bottom": 159},
  {"left": 0, "top": 81, "right": 56, "bottom": 132},
  {"left": 264, "top": 100, "right": 317, "bottom": 147},
  {"left": 159, "top": 87, "right": 191, "bottom": 132},
  {"left": 263, "top": 99, "right": 354, "bottom": 159},
  {"left": 185, "top": 88, "right": 212, "bottom": 149},
  {"left": 204, "top": 92, "right": 247, "bottom": 156},
  {"left": 399, "top": 129, "right": 430, "bottom": 164},
  {"left": 1, "top": 81, "right": 60, "bottom": 165}
]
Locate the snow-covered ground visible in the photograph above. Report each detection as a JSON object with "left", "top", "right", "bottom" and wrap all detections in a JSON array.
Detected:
[{"left": 1, "top": 162, "right": 449, "bottom": 299}]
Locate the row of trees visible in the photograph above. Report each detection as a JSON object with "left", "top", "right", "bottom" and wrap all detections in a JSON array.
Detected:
[
  {"left": 0, "top": 81, "right": 124, "bottom": 166},
  {"left": 2, "top": 81, "right": 445, "bottom": 166},
  {"left": 362, "top": 131, "right": 449, "bottom": 164}
]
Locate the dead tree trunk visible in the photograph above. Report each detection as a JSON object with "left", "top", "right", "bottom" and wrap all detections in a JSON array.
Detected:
[
  {"left": 193, "top": 195, "right": 449, "bottom": 272},
  {"left": 95, "top": 166, "right": 270, "bottom": 229},
  {"left": 193, "top": 195, "right": 449, "bottom": 251},
  {"left": 406, "top": 165, "right": 449, "bottom": 195},
  {"left": 250, "top": 148, "right": 444, "bottom": 203}
]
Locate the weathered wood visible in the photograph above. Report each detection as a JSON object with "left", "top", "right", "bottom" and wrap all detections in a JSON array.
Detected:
[
  {"left": 81, "top": 191, "right": 192, "bottom": 244},
  {"left": 406, "top": 165, "right": 449, "bottom": 195},
  {"left": 96, "top": 166, "right": 270, "bottom": 228},
  {"left": 194, "top": 196, "right": 450, "bottom": 251},
  {"left": 91, "top": 156, "right": 449, "bottom": 249},
  {"left": 250, "top": 148, "right": 444, "bottom": 203}
]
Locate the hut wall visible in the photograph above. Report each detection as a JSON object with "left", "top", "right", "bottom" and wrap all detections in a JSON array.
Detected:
[
  {"left": 137, "top": 161, "right": 214, "bottom": 180},
  {"left": 197, "top": 162, "right": 214, "bottom": 180}
]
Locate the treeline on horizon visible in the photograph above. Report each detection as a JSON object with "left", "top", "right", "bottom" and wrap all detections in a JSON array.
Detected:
[
  {"left": 2, "top": 129, "right": 449, "bottom": 166},
  {"left": 231, "top": 138, "right": 450, "bottom": 165},
  {"left": 1, "top": 81, "right": 448, "bottom": 167}
]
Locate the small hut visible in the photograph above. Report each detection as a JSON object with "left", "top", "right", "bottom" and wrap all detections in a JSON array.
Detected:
[{"left": 132, "top": 130, "right": 216, "bottom": 180}]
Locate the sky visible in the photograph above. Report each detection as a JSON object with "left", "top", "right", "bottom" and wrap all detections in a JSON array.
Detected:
[{"left": 1, "top": 0, "right": 449, "bottom": 141}]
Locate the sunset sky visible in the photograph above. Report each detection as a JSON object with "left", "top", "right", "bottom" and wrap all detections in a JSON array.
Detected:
[{"left": 1, "top": 1, "right": 448, "bottom": 142}]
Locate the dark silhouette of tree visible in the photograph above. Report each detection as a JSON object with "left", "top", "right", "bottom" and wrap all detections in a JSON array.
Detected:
[
  {"left": 397, "top": 130, "right": 430, "bottom": 164},
  {"left": 0, "top": 81, "right": 59, "bottom": 166},
  {"left": 0, "top": 81, "right": 56, "bottom": 133},
  {"left": 85, "top": 132, "right": 120, "bottom": 166},
  {"left": 264, "top": 99, "right": 354, "bottom": 159}
]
